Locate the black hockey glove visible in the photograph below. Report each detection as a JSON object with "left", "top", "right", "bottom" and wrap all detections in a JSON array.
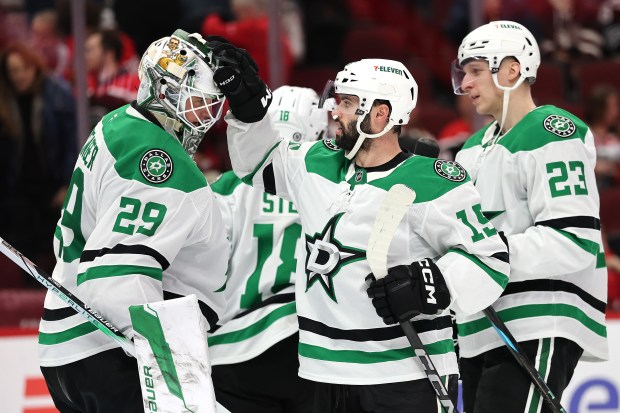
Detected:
[
  {"left": 207, "top": 36, "right": 272, "bottom": 123},
  {"left": 366, "top": 258, "right": 451, "bottom": 325}
]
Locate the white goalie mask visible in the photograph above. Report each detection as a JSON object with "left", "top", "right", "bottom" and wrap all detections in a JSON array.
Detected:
[
  {"left": 268, "top": 86, "right": 329, "bottom": 143},
  {"left": 137, "top": 29, "right": 225, "bottom": 157},
  {"left": 319, "top": 59, "right": 418, "bottom": 159}
]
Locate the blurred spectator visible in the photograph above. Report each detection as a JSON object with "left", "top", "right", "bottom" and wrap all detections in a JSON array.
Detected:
[
  {"left": 598, "top": 0, "right": 620, "bottom": 58},
  {"left": 201, "top": 0, "right": 294, "bottom": 85},
  {"left": 0, "top": 42, "right": 77, "bottom": 283},
  {"left": 85, "top": 29, "right": 140, "bottom": 124},
  {"left": 585, "top": 84, "right": 620, "bottom": 188},
  {"left": 436, "top": 94, "right": 490, "bottom": 159},
  {"left": 29, "top": 9, "right": 70, "bottom": 80},
  {"left": 300, "top": 0, "right": 350, "bottom": 67},
  {"left": 113, "top": 0, "right": 182, "bottom": 55}
]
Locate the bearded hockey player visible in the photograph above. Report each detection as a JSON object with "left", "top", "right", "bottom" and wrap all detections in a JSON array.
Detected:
[
  {"left": 452, "top": 21, "right": 609, "bottom": 413},
  {"left": 38, "top": 30, "right": 230, "bottom": 412},
  {"left": 209, "top": 37, "right": 510, "bottom": 412},
  {"left": 209, "top": 85, "right": 328, "bottom": 413}
]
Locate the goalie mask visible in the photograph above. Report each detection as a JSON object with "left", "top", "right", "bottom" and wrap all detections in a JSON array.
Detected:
[
  {"left": 319, "top": 59, "right": 418, "bottom": 159},
  {"left": 268, "top": 86, "right": 328, "bottom": 143},
  {"left": 137, "top": 29, "right": 225, "bottom": 157}
]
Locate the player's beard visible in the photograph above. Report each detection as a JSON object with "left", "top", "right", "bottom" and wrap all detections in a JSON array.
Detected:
[{"left": 335, "top": 115, "right": 372, "bottom": 152}]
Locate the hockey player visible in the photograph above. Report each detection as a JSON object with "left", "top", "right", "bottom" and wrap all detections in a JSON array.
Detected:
[
  {"left": 452, "top": 21, "right": 609, "bottom": 413},
  {"left": 209, "top": 38, "right": 510, "bottom": 412},
  {"left": 38, "top": 30, "right": 230, "bottom": 412},
  {"left": 209, "top": 85, "right": 328, "bottom": 412}
]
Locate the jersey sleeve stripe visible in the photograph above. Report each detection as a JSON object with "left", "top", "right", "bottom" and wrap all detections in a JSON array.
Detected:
[
  {"left": 232, "top": 292, "right": 295, "bottom": 321},
  {"left": 552, "top": 228, "right": 600, "bottom": 256},
  {"left": 38, "top": 322, "right": 98, "bottom": 345},
  {"left": 42, "top": 307, "right": 78, "bottom": 322},
  {"left": 298, "top": 315, "right": 453, "bottom": 342},
  {"left": 81, "top": 244, "right": 170, "bottom": 270},
  {"left": 457, "top": 303, "right": 607, "bottom": 338},
  {"left": 535, "top": 216, "right": 601, "bottom": 231},
  {"left": 262, "top": 163, "right": 277, "bottom": 195},
  {"left": 448, "top": 248, "right": 509, "bottom": 288},
  {"left": 209, "top": 302, "right": 296, "bottom": 346},
  {"left": 163, "top": 290, "right": 219, "bottom": 331},
  {"left": 76, "top": 264, "right": 163, "bottom": 285},
  {"left": 240, "top": 141, "right": 282, "bottom": 185},
  {"left": 501, "top": 279, "right": 606, "bottom": 313},
  {"left": 298, "top": 339, "right": 454, "bottom": 364}
]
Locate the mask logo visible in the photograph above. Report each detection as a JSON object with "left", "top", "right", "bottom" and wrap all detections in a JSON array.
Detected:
[
  {"left": 434, "top": 160, "right": 467, "bottom": 182},
  {"left": 140, "top": 149, "right": 174, "bottom": 184},
  {"left": 543, "top": 115, "right": 576, "bottom": 138}
]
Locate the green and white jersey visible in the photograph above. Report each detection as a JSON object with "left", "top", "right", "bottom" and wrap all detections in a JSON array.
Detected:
[
  {"left": 225, "top": 113, "right": 510, "bottom": 385},
  {"left": 39, "top": 103, "right": 229, "bottom": 367},
  {"left": 455, "top": 105, "right": 608, "bottom": 361},
  {"left": 208, "top": 171, "right": 301, "bottom": 365}
]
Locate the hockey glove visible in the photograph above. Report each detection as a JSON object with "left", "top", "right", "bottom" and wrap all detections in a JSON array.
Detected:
[
  {"left": 208, "top": 36, "right": 272, "bottom": 123},
  {"left": 366, "top": 258, "right": 450, "bottom": 325}
]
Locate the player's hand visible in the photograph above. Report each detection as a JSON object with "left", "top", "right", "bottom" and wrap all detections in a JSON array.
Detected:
[
  {"left": 366, "top": 258, "right": 450, "bottom": 325},
  {"left": 208, "top": 36, "right": 272, "bottom": 123}
]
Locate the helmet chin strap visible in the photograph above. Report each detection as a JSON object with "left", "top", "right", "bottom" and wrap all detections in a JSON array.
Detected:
[
  {"left": 491, "top": 73, "right": 527, "bottom": 137},
  {"left": 344, "top": 114, "right": 395, "bottom": 160}
]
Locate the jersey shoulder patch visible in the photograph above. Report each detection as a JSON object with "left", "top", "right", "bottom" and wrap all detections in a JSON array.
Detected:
[
  {"left": 369, "top": 156, "right": 470, "bottom": 203},
  {"left": 323, "top": 139, "right": 341, "bottom": 151},
  {"left": 498, "top": 105, "right": 588, "bottom": 154},
  {"left": 101, "top": 106, "right": 207, "bottom": 193},
  {"left": 304, "top": 140, "right": 349, "bottom": 184}
]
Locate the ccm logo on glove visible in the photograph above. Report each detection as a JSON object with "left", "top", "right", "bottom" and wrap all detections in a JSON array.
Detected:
[{"left": 366, "top": 258, "right": 450, "bottom": 325}]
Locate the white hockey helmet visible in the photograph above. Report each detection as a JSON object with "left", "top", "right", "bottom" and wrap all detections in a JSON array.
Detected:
[
  {"left": 320, "top": 58, "right": 418, "bottom": 159},
  {"left": 268, "top": 86, "right": 328, "bottom": 143},
  {"left": 451, "top": 20, "right": 540, "bottom": 95},
  {"left": 137, "top": 29, "right": 225, "bottom": 157}
]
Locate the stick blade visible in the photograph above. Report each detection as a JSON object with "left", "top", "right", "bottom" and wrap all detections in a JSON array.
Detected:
[{"left": 367, "top": 184, "right": 416, "bottom": 279}]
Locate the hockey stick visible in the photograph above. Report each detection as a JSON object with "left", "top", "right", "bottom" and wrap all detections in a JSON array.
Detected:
[
  {"left": 0, "top": 236, "right": 136, "bottom": 356},
  {"left": 482, "top": 307, "right": 567, "bottom": 413},
  {"left": 367, "top": 184, "right": 457, "bottom": 413}
]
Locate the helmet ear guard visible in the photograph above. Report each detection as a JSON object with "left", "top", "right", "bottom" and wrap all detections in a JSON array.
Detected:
[{"left": 137, "top": 29, "right": 226, "bottom": 157}]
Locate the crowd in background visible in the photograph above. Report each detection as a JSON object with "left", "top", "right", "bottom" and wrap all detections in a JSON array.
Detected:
[{"left": 1, "top": 0, "right": 619, "bottom": 314}]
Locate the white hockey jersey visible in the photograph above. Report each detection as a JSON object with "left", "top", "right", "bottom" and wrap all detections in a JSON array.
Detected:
[
  {"left": 38, "top": 103, "right": 229, "bottom": 367},
  {"left": 455, "top": 105, "right": 608, "bottom": 361},
  {"left": 226, "top": 113, "right": 510, "bottom": 385},
  {"left": 208, "top": 172, "right": 301, "bottom": 365}
]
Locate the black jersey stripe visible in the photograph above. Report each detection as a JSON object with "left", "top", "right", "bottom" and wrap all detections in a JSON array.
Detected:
[
  {"left": 42, "top": 306, "right": 78, "bottom": 321},
  {"left": 491, "top": 251, "right": 509, "bottom": 263},
  {"left": 163, "top": 291, "right": 219, "bottom": 332},
  {"left": 535, "top": 216, "right": 601, "bottom": 231},
  {"left": 501, "top": 279, "right": 606, "bottom": 313},
  {"left": 298, "top": 315, "right": 453, "bottom": 342},
  {"left": 263, "top": 163, "right": 277, "bottom": 195},
  {"left": 233, "top": 292, "right": 295, "bottom": 320},
  {"left": 81, "top": 244, "right": 170, "bottom": 270}
]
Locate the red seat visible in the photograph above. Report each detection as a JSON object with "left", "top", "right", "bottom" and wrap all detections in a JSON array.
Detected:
[
  {"left": 580, "top": 61, "right": 620, "bottom": 101},
  {"left": 532, "top": 63, "right": 565, "bottom": 103},
  {"left": 342, "top": 26, "right": 409, "bottom": 63}
]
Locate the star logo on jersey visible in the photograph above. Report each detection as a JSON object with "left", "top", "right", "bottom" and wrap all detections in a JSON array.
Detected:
[
  {"left": 305, "top": 213, "right": 365, "bottom": 302},
  {"left": 434, "top": 160, "right": 467, "bottom": 182},
  {"left": 323, "top": 139, "right": 341, "bottom": 151},
  {"left": 543, "top": 115, "right": 576, "bottom": 138},
  {"left": 140, "top": 149, "right": 173, "bottom": 183}
]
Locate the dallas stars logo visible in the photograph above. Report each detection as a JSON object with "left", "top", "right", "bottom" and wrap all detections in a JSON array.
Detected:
[
  {"left": 434, "top": 160, "right": 466, "bottom": 182},
  {"left": 305, "top": 213, "right": 365, "bottom": 302},
  {"left": 543, "top": 115, "right": 576, "bottom": 138},
  {"left": 140, "top": 149, "right": 173, "bottom": 183}
]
